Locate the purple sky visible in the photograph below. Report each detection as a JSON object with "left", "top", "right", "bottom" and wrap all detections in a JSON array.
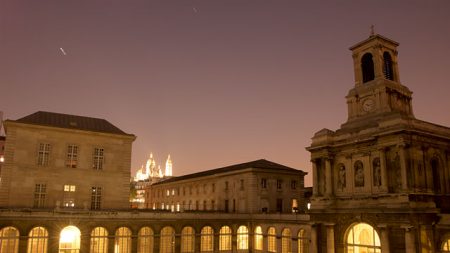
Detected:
[{"left": 1, "top": 1, "right": 450, "bottom": 186}]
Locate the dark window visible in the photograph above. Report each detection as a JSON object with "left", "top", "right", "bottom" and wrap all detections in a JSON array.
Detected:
[
  {"left": 225, "top": 181, "right": 229, "bottom": 190},
  {"left": 224, "top": 200, "right": 229, "bottom": 213},
  {"left": 383, "top": 52, "right": 394, "bottom": 80},
  {"left": 261, "top": 178, "right": 267, "bottom": 189},
  {"left": 277, "top": 179, "right": 282, "bottom": 190},
  {"left": 361, "top": 53, "right": 375, "bottom": 83},
  {"left": 291, "top": 180, "right": 297, "bottom": 190},
  {"left": 33, "top": 184, "right": 46, "bottom": 208},
  {"left": 233, "top": 199, "right": 236, "bottom": 212},
  {"left": 431, "top": 158, "right": 441, "bottom": 193},
  {"left": 91, "top": 187, "right": 102, "bottom": 210},
  {"left": 240, "top": 179, "right": 244, "bottom": 190},
  {"left": 276, "top": 199, "right": 283, "bottom": 212}
]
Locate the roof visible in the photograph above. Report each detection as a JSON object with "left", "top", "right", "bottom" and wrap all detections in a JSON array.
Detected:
[
  {"left": 153, "top": 159, "right": 306, "bottom": 185},
  {"left": 11, "top": 111, "right": 132, "bottom": 136},
  {"left": 349, "top": 34, "right": 399, "bottom": 51}
]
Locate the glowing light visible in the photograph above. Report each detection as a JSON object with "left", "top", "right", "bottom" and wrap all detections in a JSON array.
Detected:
[
  {"left": 165, "top": 155, "right": 173, "bottom": 177},
  {"left": 0, "top": 156, "right": 4, "bottom": 162},
  {"left": 60, "top": 226, "right": 80, "bottom": 243},
  {"left": 307, "top": 203, "right": 311, "bottom": 210}
]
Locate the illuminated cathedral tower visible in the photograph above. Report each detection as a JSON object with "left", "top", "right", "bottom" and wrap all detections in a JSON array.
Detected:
[{"left": 165, "top": 155, "right": 173, "bottom": 177}]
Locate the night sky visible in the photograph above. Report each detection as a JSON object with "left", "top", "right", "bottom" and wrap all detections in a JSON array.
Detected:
[{"left": 1, "top": 1, "right": 450, "bottom": 186}]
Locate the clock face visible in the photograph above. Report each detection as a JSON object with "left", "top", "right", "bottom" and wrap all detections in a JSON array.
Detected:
[{"left": 362, "top": 98, "right": 375, "bottom": 112}]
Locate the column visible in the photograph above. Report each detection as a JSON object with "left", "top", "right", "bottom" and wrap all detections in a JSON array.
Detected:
[
  {"left": 312, "top": 160, "right": 318, "bottom": 196},
  {"left": 325, "top": 223, "right": 335, "bottom": 253},
  {"left": 214, "top": 230, "right": 220, "bottom": 252},
  {"left": 263, "top": 233, "right": 268, "bottom": 252},
  {"left": 292, "top": 236, "right": 299, "bottom": 253},
  {"left": 325, "top": 158, "right": 333, "bottom": 197},
  {"left": 195, "top": 232, "right": 201, "bottom": 253},
  {"left": 18, "top": 233, "right": 28, "bottom": 253},
  {"left": 378, "top": 224, "right": 390, "bottom": 253},
  {"left": 309, "top": 224, "right": 318, "bottom": 253},
  {"left": 379, "top": 148, "right": 388, "bottom": 192},
  {"left": 398, "top": 144, "right": 408, "bottom": 191},
  {"left": 174, "top": 231, "right": 181, "bottom": 253},
  {"left": 404, "top": 226, "right": 416, "bottom": 253}
]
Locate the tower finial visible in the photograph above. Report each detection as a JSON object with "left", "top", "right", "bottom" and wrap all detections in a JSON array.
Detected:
[{"left": 370, "top": 25, "right": 375, "bottom": 36}]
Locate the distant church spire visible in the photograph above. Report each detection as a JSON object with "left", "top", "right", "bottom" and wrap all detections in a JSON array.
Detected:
[
  {"left": 370, "top": 24, "right": 375, "bottom": 36},
  {"left": 165, "top": 155, "right": 173, "bottom": 177}
]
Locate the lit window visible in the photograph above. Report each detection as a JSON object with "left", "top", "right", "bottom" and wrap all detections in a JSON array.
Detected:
[
  {"left": 66, "top": 145, "right": 78, "bottom": 168},
  {"left": 37, "top": 143, "right": 51, "bottom": 166},
  {"left": 443, "top": 238, "right": 450, "bottom": 251},
  {"left": 219, "top": 226, "right": 232, "bottom": 251},
  {"left": 345, "top": 223, "right": 381, "bottom": 253},
  {"left": 90, "top": 227, "right": 108, "bottom": 253},
  {"left": 0, "top": 227, "right": 19, "bottom": 253},
  {"left": 201, "top": 226, "right": 214, "bottom": 252},
  {"left": 176, "top": 202, "right": 180, "bottom": 212},
  {"left": 167, "top": 190, "right": 170, "bottom": 196},
  {"left": 59, "top": 226, "right": 80, "bottom": 253},
  {"left": 64, "top": 185, "right": 76, "bottom": 192},
  {"left": 160, "top": 227, "right": 175, "bottom": 253},
  {"left": 172, "top": 189, "right": 175, "bottom": 196},
  {"left": 292, "top": 199, "right": 298, "bottom": 213},
  {"left": 91, "top": 187, "right": 102, "bottom": 210},
  {"left": 181, "top": 227, "right": 195, "bottom": 253},
  {"left": 93, "top": 148, "right": 104, "bottom": 170},
  {"left": 281, "top": 228, "right": 291, "bottom": 253},
  {"left": 237, "top": 226, "right": 249, "bottom": 251},
  {"left": 254, "top": 226, "right": 263, "bottom": 251},
  {"left": 138, "top": 227, "right": 153, "bottom": 253},
  {"left": 27, "top": 227, "right": 48, "bottom": 253},
  {"left": 33, "top": 184, "right": 46, "bottom": 208},
  {"left": 268, "top": 227, "right": 277, "bottom": 253},
  {"left": 114, "top": 227, "right": 131, "bottom": 253},
  {"left": 298, "top": 229, "right": 308, "bottom": 253}
]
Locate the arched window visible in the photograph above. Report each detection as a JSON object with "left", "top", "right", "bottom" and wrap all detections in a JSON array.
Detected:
[
  {"left": 237, "top": 226, "right": 249, "bottom": 252},
  {"left": 354, "top": 161, "right": 365, "bottom": 187},
  {"left": 268, "top": 227, "right": 277, "bottom": 253},
  {"left": 160, "top": 226, "right": 175, "bottom": 253},
  {"left": 201, "top": 226, "right": 214, "bottom": 252},
  {"left": 282, "top": 228, "right": 292, "bottom": 253},
  {"left": 361, "top": 53, "right": 375, "bottom": 83},
  {"left": 298, "top": 229, "right": 308, "bottom": 253},
  {"left": 219, "top": 226, "right": 232, "bottom": 251},
  {"left": 181, "top": 227, "right": 195, "bottom": 253},
  {"left": 254, "top": 226, "right": 263, "bottom": 251},
  {"left": 345, "top": 223, "right": 381, "bottom": 253},
  {"left": 0, "top": 226, "right": 19, "bottom": 253},
  {"left": 442, "top": 237, "right": 450, "bottom": 252},
  {"left": 27, "top": 227, "right": 48, "bottom": 253},
  {"left": 383, "top": 52, "right": 394, "bottom": 80},
  {"left": 115, "top": 227, "right": 131, "bottom": 253},
  {"left": 138, "top": 227, "right": 153, "bottom": 253},
  {"left": 59, "top": 225, "right": 81, "bottom": 253},
  {"left": 90, "top": 227, "right": 108, "bottom": 253}
]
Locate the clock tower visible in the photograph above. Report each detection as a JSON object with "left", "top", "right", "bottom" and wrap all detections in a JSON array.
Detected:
[{"left": 344, "top": 34, "right": 414, "bottom": 126}]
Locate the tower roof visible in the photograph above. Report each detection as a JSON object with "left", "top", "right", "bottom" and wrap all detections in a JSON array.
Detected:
[{"left": 349, "top": 34, "right": 399, "bottom": 51}]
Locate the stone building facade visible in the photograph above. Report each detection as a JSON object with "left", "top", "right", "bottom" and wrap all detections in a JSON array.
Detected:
[
  {"left": 0, "top": 111, "right": 136, "bottom": 210},
  {"left": 146, "top": 159, "right": 307, "bottom": 214},
  {"left": 307, "top": 34, "right": 450, "bottom": 253}
]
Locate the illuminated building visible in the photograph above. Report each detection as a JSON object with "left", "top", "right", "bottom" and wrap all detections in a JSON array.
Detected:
[
  {"left": 146, "top": 159, "right": 307, "bottom": 213},
  {"left": 0, "top": 111, "right": 136, "bottom": 209},
  {"left": 307, "top": 33, "right": 450, "bottom": 252}
]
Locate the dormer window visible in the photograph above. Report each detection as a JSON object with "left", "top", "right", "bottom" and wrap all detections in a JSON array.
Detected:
[
  {"left": 361, "top": 53, "right": 375, "bottom": 83},
  {"left": 383, "top": 52, "right": 394, "bottom": 81}
]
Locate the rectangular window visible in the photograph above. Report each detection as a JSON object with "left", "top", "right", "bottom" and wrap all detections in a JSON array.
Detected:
[
  {"left": 277, "top": 179, "right": 282, "bottom": 189},
  {"left": 195, "top": 201, "right": 199, "bottom": 210},
  {"left": 211, "top": 200, "right": 215, "bottom": 211},
  {"left": 37, "top": 143, "right": 51, "bottom": 166},
  {"left": 203, "top": 184, "right": 207, "bottom": 194},
  {"left": 203, "top": 200, "right": 207, "bottom": 210},
  {"left": 224, "top": 200, "right": 229, "bottom": 213},
  {"left": 212, "top": 183, "right": 215, "bottom": 193},
  {"left": 33, "top": 184, "right": 46, "bottom": 208},
  {"left": 225, "top": 181, "right": 229, "bottom": 190},
  {"left": 66, "top": 145, "right": 78, "bottom": 168},
  {"left": 276, "top": 198, "right": 283, "bottom": 212},
  {"left": 261, "top": 178, "right": 267, "bottom": 189},
  {"left": 63, "top": 184, "right": 76, "bottom": 207},
  {"left": 240, "top": 179, "right": 244, "bottom": 190},
  {"left": 91, "top": 186, "right": 102, "bottom": 210},
  {"left": 92, "top": 148, "right": 104, "bottom": 170},
  {"left": 291, "top": 180, "right": 297, "bottom": 190}
]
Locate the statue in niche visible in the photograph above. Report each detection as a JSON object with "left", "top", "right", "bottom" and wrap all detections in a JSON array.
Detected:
[
  {"left": 393, "top": 153, "right": 402, "bottom": 190},
  {"left": 372, "top": 158, "right": 381, "bottom": 187},
  {"left": 337, "top": 164, "right": 346, "bottom": 190},
  {"left": 354, "top": 161, "right": 364, "bottom": 187}
]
